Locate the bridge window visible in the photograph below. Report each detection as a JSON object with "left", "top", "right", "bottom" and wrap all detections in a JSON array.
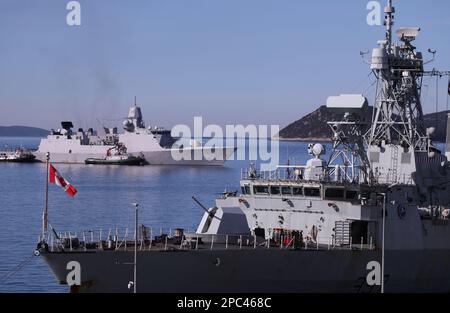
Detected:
[
  {"left": 281, "top": 186, "right": 292, "bottom": 196},
  {"left": 304, "top": 187, "right": 321, "bottom": 197},
  {"left": 292, "top": 187, "right": 303, "bottom": 196},
  {"left": 346, "top": 190, "right": 359, "bottom": 200},
  {"left": 254, "top": 185, "right": 269, "bottom": 195},
  {"left": 241, "top": 185, "right": 251, "bottom": 195},
  {"left": 325, "top": 188, "right": 344, "bottom": 199},
  {"left": 270, "top": 186, "right": 281, "bottom": 195}
]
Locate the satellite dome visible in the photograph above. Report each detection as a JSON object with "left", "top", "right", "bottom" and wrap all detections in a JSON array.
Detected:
[{"left": 312, "top": 143, "right": 325, "bottom": 156}]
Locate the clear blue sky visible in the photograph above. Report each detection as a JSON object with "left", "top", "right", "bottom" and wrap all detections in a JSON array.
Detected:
[{"left": 1, "top": 0, "right": 449, "bottom": 130}]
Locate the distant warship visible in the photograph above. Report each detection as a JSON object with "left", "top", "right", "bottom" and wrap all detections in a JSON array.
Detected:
[
  {"left": 34, "top": 100, "right": 235, "bottom": 165},
  {"left": 37, "top": 1, "right": 450, "bottom": 292}
]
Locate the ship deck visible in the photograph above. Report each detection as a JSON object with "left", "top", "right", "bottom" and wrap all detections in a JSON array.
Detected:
[{"left": 39, "top": 230, "right": 377, "bottom": 254}]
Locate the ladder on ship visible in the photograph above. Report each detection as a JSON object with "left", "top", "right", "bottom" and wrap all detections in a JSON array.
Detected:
[
  {"left": 390, "top": 145, "right": 399, "bottom": 184},
  {"left": 334, "top": 221, "right": 351, "bottom": 246}
]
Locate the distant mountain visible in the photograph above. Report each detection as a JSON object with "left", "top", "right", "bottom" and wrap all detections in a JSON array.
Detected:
[
  {"left": 276, "top": 106, "right": 450, "bottom": 142},
  {"left": 0, "top": 126, "right": 49, "bottom": 137},
  {"left": 423, "top": 110, "right": 450, "bottom": 142},
  {"left": 275, "top": 105, "right": 372, "bottom": 142}
]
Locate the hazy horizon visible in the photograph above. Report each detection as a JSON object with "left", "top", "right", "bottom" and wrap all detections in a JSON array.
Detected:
[{"left": 1, "top": 0, "right": 449, "bottom": 130}]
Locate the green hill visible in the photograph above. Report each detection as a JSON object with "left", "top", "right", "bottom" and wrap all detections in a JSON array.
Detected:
[
  {"left": 276, "top": 106, "right": 449, "bottom": 142},
  {"left": 0, "top": 126, "right": 49, "bottom": 137}
]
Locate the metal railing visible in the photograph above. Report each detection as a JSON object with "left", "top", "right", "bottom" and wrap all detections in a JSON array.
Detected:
[
  {"left": 241, "top": 167, "right": 306, "bottom": 182},
  {"left": 44, "top": 227, "right": 377, "bottom": 253},
  {"left": 376, "top": 172, "right": 414, "bottom": 185},
  {"left": 241, "top": 166, "right": 414, "bottom": 186}
]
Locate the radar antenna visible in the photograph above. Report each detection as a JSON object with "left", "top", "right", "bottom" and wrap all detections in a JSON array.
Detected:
[{"left": 366, "top": 0, "right": 427, "bottom": 151}]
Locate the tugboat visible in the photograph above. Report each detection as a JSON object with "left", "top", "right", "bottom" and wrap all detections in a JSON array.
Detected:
[
  {"left": 0, "top": 147, "right": 36, "bottom": 163},
  {"left": 85, "top": 144, "right": 145, "bottom": 166}
]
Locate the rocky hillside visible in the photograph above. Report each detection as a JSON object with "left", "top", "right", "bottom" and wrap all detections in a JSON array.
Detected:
[
  {"left": 423, "top": 111, "right": 450, "bottom": 142},
  {"left": 0, "top": 126, "right": 49, "bottom": 137},
  {"left": 276, "top": 106, "right": 450, "bottom": 142}
]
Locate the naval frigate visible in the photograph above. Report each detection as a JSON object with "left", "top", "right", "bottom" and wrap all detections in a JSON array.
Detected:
[
  {"left": 34, "top": 101, "right": 236, "bottom": 165},
  {"left": 37, "top": 0, "right": 450, "bottom": 292}
]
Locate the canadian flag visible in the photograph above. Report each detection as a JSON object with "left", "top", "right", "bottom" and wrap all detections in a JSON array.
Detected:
[{"left": 49, "top": 164, "right": 77, "bottom": 197}]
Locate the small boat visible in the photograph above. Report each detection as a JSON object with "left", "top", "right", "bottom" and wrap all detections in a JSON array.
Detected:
[
  {"left": 84, "top": 144, "right": 145, "bottom": 166},
  {"left": 0, "top": 148, "right": 36, "bottom": 163},
  {"left": 85, "top": 155, "right": 145, "bottom": 166}
]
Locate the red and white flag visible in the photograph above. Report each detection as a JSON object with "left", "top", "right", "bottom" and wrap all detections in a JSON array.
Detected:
[{"left": 49, "top": 164, "right": 77, "bottom": 197}]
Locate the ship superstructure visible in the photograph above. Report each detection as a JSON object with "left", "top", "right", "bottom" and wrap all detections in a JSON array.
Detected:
[
  {"left": 34, "top": 101, "right": 235, "bottom": 165},
  {"left": 34, "top": 121, "right": 118, "bottom": 164},
  {"left": 37, "top": 1, "right": 450, "bottom": 293}
]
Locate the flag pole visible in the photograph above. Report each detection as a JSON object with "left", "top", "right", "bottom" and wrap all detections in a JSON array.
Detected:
[{"left": 42, "top": 152, "right": 50, "bottom": 239}]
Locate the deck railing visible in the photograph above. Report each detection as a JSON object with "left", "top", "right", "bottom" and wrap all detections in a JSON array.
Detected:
[
  {"left": 241, "top": 166, "right": 414, "bottom": 186},
  {"left": 43, "top": 227, "right": 377, "bottom": 253}
]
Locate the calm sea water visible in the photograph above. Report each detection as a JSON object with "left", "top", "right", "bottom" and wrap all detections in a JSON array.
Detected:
[{"left": 0, "top": 137, "right": 318, "bottom": 292}]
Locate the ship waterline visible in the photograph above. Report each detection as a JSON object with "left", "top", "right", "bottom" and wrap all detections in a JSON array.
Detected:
[{"left": 34, "top": 147, "right": 236, "bottom": 165}]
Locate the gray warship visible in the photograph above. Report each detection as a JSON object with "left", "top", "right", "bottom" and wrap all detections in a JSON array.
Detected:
[
  {"left": 37, "top": 1, "right": 450, "bottom": 292},
  {"left": 34, "top": 100, "right": 235, "bottom": 166}
]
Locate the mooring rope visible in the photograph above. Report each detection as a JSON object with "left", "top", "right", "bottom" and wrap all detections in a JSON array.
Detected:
[{"left": 0, "top": 253, "right": 37, "bottom": 284}]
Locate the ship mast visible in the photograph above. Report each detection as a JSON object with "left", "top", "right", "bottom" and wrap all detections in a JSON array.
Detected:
[
  {"left": 367, "top": 0, "right": 427, "bottom": 151},
  {"left": 325, "top": 0, "right": 447, "bottom": 185},
  {"left": 385, "top": 0, "right": 394, "bottom": 48}
]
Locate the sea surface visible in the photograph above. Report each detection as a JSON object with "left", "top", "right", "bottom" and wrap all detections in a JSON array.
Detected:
[{"left": 0, "top": 137, "right": 320, "bottom": 292}]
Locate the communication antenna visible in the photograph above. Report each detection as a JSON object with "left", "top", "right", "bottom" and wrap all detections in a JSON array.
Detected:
[
  {"left": 385, "top": 0, "right": 395, "bottom": 47},
  {"left": 360, "top": 50, "right": 370, "bottom": 65},
  {"left": 436, "top": 75, "right": 439, "bottom": 129},
  {"left": 424, "top": 49, "right": 437, "bottom": 65}
]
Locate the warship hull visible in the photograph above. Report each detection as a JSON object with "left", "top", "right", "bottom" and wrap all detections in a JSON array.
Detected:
[
  {"left": 41, "top": 248, "right": 450, "bottom": 293},
  {"left": 34, "top": 151, "right": 109, "bottom": 164},
  {"left": 34, "top": 147, "right": 236, "bottom": 166}
]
